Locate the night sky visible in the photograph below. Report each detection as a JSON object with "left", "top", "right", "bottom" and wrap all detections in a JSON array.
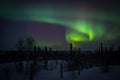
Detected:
[{"left": 0, "top": 0, "right": 120, "bottom": 50}]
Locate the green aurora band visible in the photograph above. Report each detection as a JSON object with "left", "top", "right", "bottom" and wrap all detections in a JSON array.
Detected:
[{"left": 0, "top": 6, "right": 120, "bottom": 47}]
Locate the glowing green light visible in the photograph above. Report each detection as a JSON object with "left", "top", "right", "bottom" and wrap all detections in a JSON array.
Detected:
[
  {"left": 66, "top": 32, "right": 88, "bottom": 42},
  {"left": 0, "top": 6, "right": 119, "bottom": 47}
]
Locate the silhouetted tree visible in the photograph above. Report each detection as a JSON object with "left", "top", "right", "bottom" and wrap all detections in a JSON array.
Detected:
[
  {"left": 33, "top": 46, "right": 38, "bottom": 60},
  {"left": 70, "top": 43, "right": 73, "bottom": 52},
  {"left": 69, "top": 43, "right": 73, "bottom": 60},
  {"left": 44, "top": 46, "right": 48, "bottom": 70},
  {"left": 44, "top": 46, "right": 48, "bottom": 58},
  {"left": 25, "top": 37, "right": 35, "bottom": 74},
  {"left": 16, "top": 39, "right": 24, "bottom": 72},
  {"left": 78, "top": 48, "right": 81, "bottom": 55},
  {"left": 16, "top": 39, "right": 24, "bottom": 51},
  {"left": 100, "top": 42, "right": 104, "bottom": 54},
  {"left": 49, "top": 48, "right": 52, "bottom": 54},
  {"left": 26, "top": 37, "right": 35, "bottom": 51},
  {"left": 33, "top": 46, "right": 37, "bottom": 66}
]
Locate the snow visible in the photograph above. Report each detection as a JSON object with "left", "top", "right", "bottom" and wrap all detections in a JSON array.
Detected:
[{"left": 0, "top": 60, "right": 120, "bottom": 80}]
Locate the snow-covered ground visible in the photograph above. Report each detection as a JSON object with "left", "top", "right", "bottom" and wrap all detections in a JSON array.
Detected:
[{"left": 0, "top": 60, "right": 120, "bottom": 80}]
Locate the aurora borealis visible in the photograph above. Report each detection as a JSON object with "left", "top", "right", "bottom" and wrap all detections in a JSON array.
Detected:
[{"left": 0, "top": 0, "right": 120, "bottom": 50}]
